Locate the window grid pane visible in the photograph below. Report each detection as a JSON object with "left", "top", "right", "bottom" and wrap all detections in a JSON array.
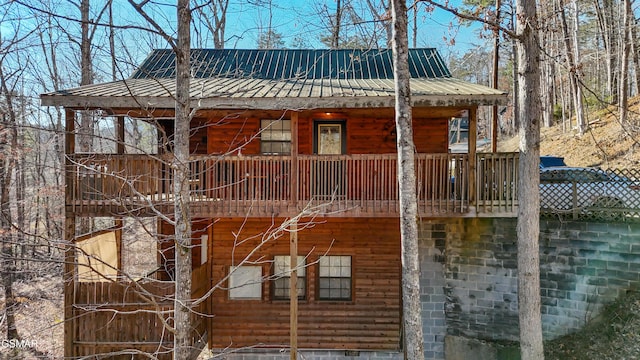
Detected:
[
  {"left": 318, "top": 255, "right": 352, "bottom": 301},
  {"left": 261, "top": 119, "right": 291, "bottom": 155},
  {"left": 272, "top": 255, "right": 306, "bottom": 300}
]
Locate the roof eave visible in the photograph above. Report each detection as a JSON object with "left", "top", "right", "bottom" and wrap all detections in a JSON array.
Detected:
[{"left": 40, "top": 93, "right": 508, "bottom": 110}]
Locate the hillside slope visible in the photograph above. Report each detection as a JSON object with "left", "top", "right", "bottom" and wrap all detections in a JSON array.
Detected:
[
  {"left": 545, "top": 290, "right": 640, "bottom": 359},
  {"left": 494, "top": 98, "right": 640, "bottom": 169}
]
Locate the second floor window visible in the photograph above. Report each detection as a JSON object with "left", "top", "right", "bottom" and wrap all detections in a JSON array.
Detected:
[{"left": 261, "top": 119, "right": 291, "bottom": 155}]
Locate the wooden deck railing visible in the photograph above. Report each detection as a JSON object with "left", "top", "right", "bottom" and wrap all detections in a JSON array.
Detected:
[
  {"left": 67, "top": 153, "right": 519, "bottom": 217},
  {"left": 476, "top": 152, "right": 519, "bottom": 215}
]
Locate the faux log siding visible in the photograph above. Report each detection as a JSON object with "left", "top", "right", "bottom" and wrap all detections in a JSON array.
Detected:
[
  {"left": 204, "top": 108, "right": 458, "bottom": 156},
  {"left": 190, "top": 119, "right": 209, "bottom": 154},
  {"left": 414, "top": 117, "right": 448, "bottom": 153},
  {"left": 158, "top": 118, "right": 209, "bottom": 154},
  {"left": 158, "top": 219, "right": 211, "bottom": 280},
  {"left": 208, "top": 217, "right": 402, "bottom": 350}
]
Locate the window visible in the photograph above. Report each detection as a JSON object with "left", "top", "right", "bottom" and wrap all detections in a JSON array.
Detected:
[
  {"left": 318, "top": 255, "right": 352, "bottom": 300},
  {"left": 228, "top": 266, "right": 262, "bottom": 300},
  {"left": 272, "top": 255, "right": 306, "bottom": 300},
  {"left": 261, "top": 119, "right": 291, "bottom": 154},
  {"left": 313, "top": 120, "right": 346, "bottom": 155}
]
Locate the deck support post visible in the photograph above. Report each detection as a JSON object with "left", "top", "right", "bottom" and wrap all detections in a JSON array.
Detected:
[
  {"left": 289, "top": 219, "right": 298, "bottom": 360},
  {"left": 116, "top": 115, "right": 125, "bottom": 154},
  {"left": 291, "top": 112, "right": 299, "bottom": 210},
  {"left": 468, "top": 107, "right": 477, "bottom": 208},
  {"left": 64, "top": 108, "right": 76, "bottom": 359},
  {"left": 115, "top": 116, "right": 124, "bottom": 279}
]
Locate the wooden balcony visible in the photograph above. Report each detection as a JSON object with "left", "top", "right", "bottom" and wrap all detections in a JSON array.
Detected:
[{"left": 66, "top": 153, "right": 519, "bottom": 218}]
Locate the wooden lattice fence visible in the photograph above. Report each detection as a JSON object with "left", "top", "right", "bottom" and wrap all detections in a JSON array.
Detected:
[{"left": 540, "top": 167, "right": 640, "bottom": 222}]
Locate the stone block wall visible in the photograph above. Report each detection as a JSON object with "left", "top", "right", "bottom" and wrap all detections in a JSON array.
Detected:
[
  {"left": 538, "top": 219, "right": 640, "bottom": 338},
  {"left": 442, "top": 218, "right": 521, "bottom": 342},
  {"left": 417, "top": 217, "right": 640, "bottom": 359},
  {"left": 418, "top": 221, "right": 448, "bottom": 359}
]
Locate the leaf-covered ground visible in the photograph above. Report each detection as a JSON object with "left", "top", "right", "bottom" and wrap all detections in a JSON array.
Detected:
[
  {"left": 494, "top": 98, "right": 640, "bottom": 170},
  {"left": 545, "top": 290, "right": 640, "bottom": 360}
]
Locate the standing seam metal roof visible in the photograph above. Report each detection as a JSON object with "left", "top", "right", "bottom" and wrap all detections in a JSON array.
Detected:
[
  {"left": 40, "top": 48, "right": 508, "bottom": 109},
  {"left": 130, "top": 49, "right": 452, "bottom": 80}
]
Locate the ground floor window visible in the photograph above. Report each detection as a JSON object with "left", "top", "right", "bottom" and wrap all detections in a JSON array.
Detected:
[
  {"left": 228, "top": 266, "right": 262, "bottom": 300},
  {"left": 272, "top": 255, "right": 306, "bottom": 300},
  {"left": 318, "top": 255, "right": 352, "bottom": 300}
]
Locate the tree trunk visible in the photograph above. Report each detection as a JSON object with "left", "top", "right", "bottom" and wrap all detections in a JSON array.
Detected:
[
  {"left": 109, "top": 1, "right": 117, "bottom": 81},
  {"left": 515, "top": 0, "right": 544, "bottom": 358},
  {"left": 78, "top": 0, "right": 94, "bottom": 233},
  {"left": 332, "top": 0, "right": 342, "bottom": 49},
  {"left": 594, "top": 0, "right": 618, "bottom": 103},
  {"left": 0, "top": 75, "right": 19, "bottom": 342},
  {"left": 390, "top": 1, "right": 424, "bottom": 359},
  {"left": 213, "top": 0, "right": 228, "bottom": 49},
  {"left": 619, "top": 0, "right": 631, "bottom": 125},
  {"left": 540, "top": 1, "right": 555, "bottom": 129},
  {"left": 571, "top": 1, "right": 585, "bottom": 134},
  {"left": 558, "top": 0, "right": 583, "bottom": 134},
  {"left": 510, "top": 3, "right": 520, "bottom": 135},
  {"left": 173, "top": 0, "right": 193, "bottom": 358},
  {"left": 78, "top": 0, "right": 93, "bottom": 151},
  {"left": 631, "top": 17, "right": 640, "bottom": 97},
  {"left": 492, "top": 0, "right": 501, "bottom": 147}
]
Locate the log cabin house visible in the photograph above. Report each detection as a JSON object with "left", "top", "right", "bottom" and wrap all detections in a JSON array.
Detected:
[{"left": 40, "top": 48, "right": 513, "bottom": 359}]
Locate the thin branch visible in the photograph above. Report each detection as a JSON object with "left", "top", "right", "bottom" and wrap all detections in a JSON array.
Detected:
[{"left": 418, "top": 0, "right": 519, "bottom": 39}]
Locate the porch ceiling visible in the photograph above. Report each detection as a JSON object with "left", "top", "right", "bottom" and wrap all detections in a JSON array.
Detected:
[{"left": 41, "top": 77, "right": 508, "bottom": 110}]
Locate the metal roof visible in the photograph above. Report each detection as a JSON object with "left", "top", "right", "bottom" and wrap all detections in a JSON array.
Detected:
[
  {"left": 131, "top": 48, "right": 452, "bottom": 80},
  {"left": 41, "top": 49, "right": 508, "bottom": 109}
]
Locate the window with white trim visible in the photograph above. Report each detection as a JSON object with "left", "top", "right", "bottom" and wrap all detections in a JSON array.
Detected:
[
  {"left": 228, "top": 266, "right": 262, "bottom": 300},
  {"left": 318, "top": 255, "right": 352, "bottom": 300},
  {"left": 260, "top": 119, "right": 291, "bottom": 155},
  {"left": 272, "top": 255, "right": 306, "bottom": 300}
]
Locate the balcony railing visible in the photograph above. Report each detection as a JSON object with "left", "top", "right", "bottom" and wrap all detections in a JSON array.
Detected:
[{"left": 66, "top": 153, "right": 519, "bottom": 217}]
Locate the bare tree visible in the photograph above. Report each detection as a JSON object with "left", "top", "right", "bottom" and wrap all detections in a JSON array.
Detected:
[
  {"left": 173, "top": 0, "right": 193, "bottom": 357},
  {"left": 557, "top": 0, "right": 585, "bottom": 134},
  {"left": 594, "top": 0, "right": 619, "bottom": 103},
  {"left": 418, "top": 1, "right": 544, "bottom": 357},
  {"left": 193, "top": 0, "right": 229, "bottom": 48},
  {"left": 332, "top": 0, "right": 342, "bottom": 48},
  {"left": 390, "top": 1, "right": 424, "bottom": 359},
  {"left": 0, "top": 70, "right": 20, "bottom": 344},
  {"left": 618, "top": 0, "right": 632, "bottom": 125},
  {"left": 0, "top": 26, "right": 32, "bottom": 342},
  {"left": 515, "top": 0, "right": 544, "bottom": 358},
  {"left": 76, "top": 0, "right": 110, "bottom": 154}
]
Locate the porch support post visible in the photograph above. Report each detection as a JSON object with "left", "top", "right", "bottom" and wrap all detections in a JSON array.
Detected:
[
  {"left": 116, "top": 116, "right": 125, "bottom": 278},
  {"left": 491, "top": 0, "right": 501, "bottom": 153},
  {"left": 116, "top": 115, "right": 125, "bottom": 154},
  {"left": 290, "top": 112, "right": 299, "bottom": 209},
  {"left": 64, "top": 108, "right": 76, "bottom": 359},
  {"left": 115, "top": 219, "right": 123, "bottom": 277},
  {"left": 468, "top": 107, "right": 477, "bottom": 208},
  {"left": 289, "top": 220, "right": 298, "bottom": 360}
]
